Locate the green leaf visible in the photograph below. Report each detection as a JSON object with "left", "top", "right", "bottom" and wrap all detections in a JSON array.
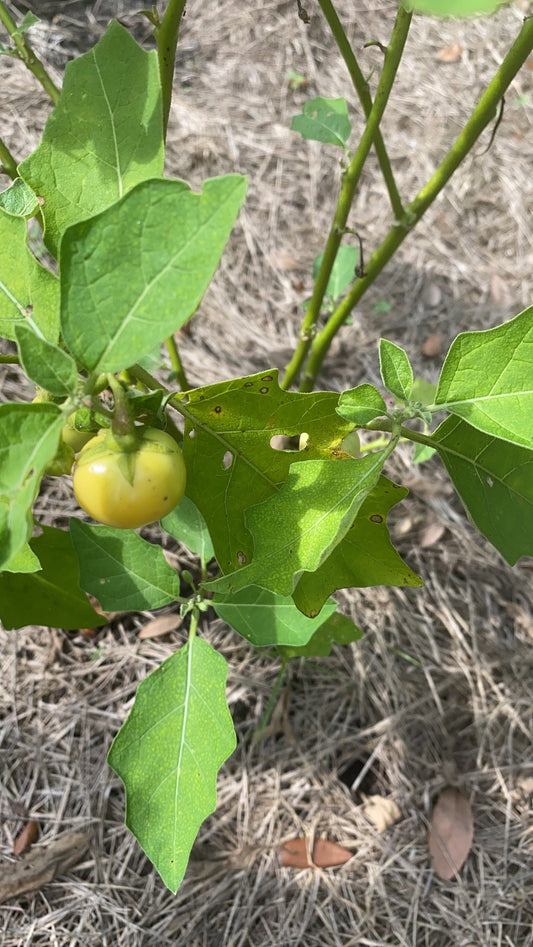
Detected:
[
  {"left": 161, "top": 497, "right": 215, "bottom": 564},
  {"left": 206, "top": 450, "right": 389, "bottom": 599},
  {"left": 336, "top": 384, "right": 388, "bottom": 425},
  {"left": 0, "top": 209, "right": 59, "bottom": 342},
  {"left": 401, "top": 0, "right": 510, "bottom": 15},
  {"left": 431, "top": 415, "right": 533, "bottom": 565},
  {"left": 313, "top": 244, "right": 359, "bottom": 303},
  {"left": 15, "top": 323, "right": 78, "bottom": 396},
  {"left": 2, "top": 542, "right": 41, "bottom": 574},
  {"left": 379, "top": 339, "right": 413, "bottom": 402},
  {"left": 0, "top": 403, "right": 64, "bottom": 570},
  {"left": 180, "top": 370, "right": 354, "bottom": 573},
  {"left": 0, "top": 178, "right": 39, "bottom": 219},
  {"left": 18, "top": 21, "right": 164, "bottom": 258},
  {"left": 411, "top": 377, "right": 437, "bottom": 406},
  {"left": 108, "top": 636, "right": 236, "bottom": 893},
  {"left": 212, "top": 587, "right": 339, "bottom": 647},
  {"left": 293, "top": 476, "right": 423, "bottom": 616},
  {"left": 0, "top": 526, "right": 106, "bottom": 629},
  {"left": 435, "top": 307, "right": 533, "bottom": 449},
  {"left": 412, "top": 442, "right": 436, "bottom": 464},
  {"left": 278, "top": 610, "right": 363, "bottom": 659},
  {"left": 16, "top": 11, "right": 40, "bottom": 33},
  {"left": 70, "top": 519, "right": 182, "bottom": 611},
  {"left": 60, "top": 175, "right": 247, "bottom": 373},
  {"left": 290, "top": 96, "right": 351, "bottom": 147}
]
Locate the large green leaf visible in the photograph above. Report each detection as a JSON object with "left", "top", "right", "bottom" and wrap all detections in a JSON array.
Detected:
[
  {"left": 18, "top": 21, "right": 164, "bottom": 257},
  {"left": 212, "top": 587, "right": 339, "bottom": 647},
  {"left": 180, "top": 370, "right": 354, "bottom": 574},
  {"left": 0, "top": 209, "right": 59, "bottom": 342},
  {"left": 293, "top": 476, "right": 423, "bottom": 616},
  {"left": 206, "top": 450, "right": 389, "bottom": 598},
  {"left": 108, "top": 636, "right": 235, "bottom": 893},
  {"left": 70, "top": 519, "right": 181, "bottom": 611},
  {"left": 0, "top": 403, "right": 64, "bottom": 570},
  {"left": 435, "top": 308, "right": 533, "bottom": 449},
  {"left": 402, "top": 0, "right": 510, "bottom": 15},
  {"left": 60, "top": 175, "right": 247, "bottom": 373},
  {"left": 0, "top": 526, "right": 106, "bottom": 630},
  {"left": 432, "top": 415, "right": 533, "bottom": 565}
]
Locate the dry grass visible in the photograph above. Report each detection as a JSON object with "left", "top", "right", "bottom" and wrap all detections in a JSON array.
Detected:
[{"left": 1, "top": 0, "right": 533, "bottom": 944}]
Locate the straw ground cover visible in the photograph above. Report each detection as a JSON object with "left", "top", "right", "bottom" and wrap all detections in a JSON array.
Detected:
[{"left": 1, "top": 0, "right": 532, "bottom": 943}]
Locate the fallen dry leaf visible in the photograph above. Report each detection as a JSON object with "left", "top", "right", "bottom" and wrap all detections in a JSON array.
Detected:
[
  {"left": 13, "top": 820, "right": 39, "bottom": 856},
  {"left": 361, "top": 794, "right": 401, "bottom": 833},
  {"left": 280, "top": 836, "right": 353, "bottom": 869},
  {"left": 0, "top": 832, "right": 90, "bottom": 901},
  {"left": 428, "top": 786, "right": 474, "bottom": 880},
  {"left": 420, "top": 522, "right": 445, "bottom": 549},
  {"left": 137, "top": 613, "right": 182, "bottom": 640},
  {"left": 265, "top": 250, "right": 304, "bottom": 271},
  {"left": 490, "top": 273, "right": 511, "bottom": 308},
  {"left": 436, "top": 44, "right": 463, "bottom": 63},
  {"left": 421, "top": 333, "right": 443, "bottom": 357}
]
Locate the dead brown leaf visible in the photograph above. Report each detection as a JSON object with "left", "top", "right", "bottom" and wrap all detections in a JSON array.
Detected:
[
  {"left": 361, "top": 794, "right": 401, "bottom": 833},
  {"left": 436, "top": 44, "right": 463, "bottom": 63},
  {"left": 280, "top": 836, "right": 353, "bottom": 869},
  {"left": 13, "top": 820, "right": 39, "bottom": 855},
  {"left": 265, "top": 250, "right": 304, "bottom": 271},
  {"left": 0, "top": 832, "right": 90, "bottom": 901},
  {"left": 490, "top": 273, "right": 511, "bottom": 308},
  {"left": 421, "top": 333, "right": 443, "bottom": 357},
  {"left": 420, "top": 522, "right": 445, "bottom": 549},
  {"left": 428, "top": 786, "right": 474, "bottom": 880},
  {"left": 137, "top": 613, "right": 183, "bottom": 640}
]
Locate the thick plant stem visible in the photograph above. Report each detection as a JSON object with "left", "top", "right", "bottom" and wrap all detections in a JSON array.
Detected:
[
  {"left": 317, "top": 0, "right": 403, "bottom": 220},
  {"left": 298, "top": 13, "right": 533, "bottom": 393},
  {"left": 281, "top": 4, "right": 412, "bottom": 391},
  {"left": 165, "top": 335, "right": 190, "bottom": 391},
  {"left": 0, "top": 1, "right": 60, "bottom": 104},
  {"left": 155, "top": 0, "right": 187, "bottom": 137},
  {"left": 0, "top": 136, "right": 17, "bottom": 179}
]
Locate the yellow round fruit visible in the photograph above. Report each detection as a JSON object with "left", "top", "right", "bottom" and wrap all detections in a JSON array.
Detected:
[{"left": 72, "top": 427, "right": 186, "bottom": 529}]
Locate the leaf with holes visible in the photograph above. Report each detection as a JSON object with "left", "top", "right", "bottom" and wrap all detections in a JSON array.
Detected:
[
  {"left": 180, "top": 370, "right": 354, "bottom": 574},
  {"left": 206, "top": 450, "right": 389, "bottom": 599},
  {"left": 108, "top": 636, "right": 235, "bottom": 892}
]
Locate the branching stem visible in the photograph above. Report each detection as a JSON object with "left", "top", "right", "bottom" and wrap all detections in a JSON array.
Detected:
[
  {"left": 297, "top": 13, "right": 533, "bottom": 392},
  {"left": 281, "top": 4, "right": 412, "bottom": 391}
]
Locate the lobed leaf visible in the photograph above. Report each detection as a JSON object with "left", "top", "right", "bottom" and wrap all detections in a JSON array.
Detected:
[
  {"left": 15, "top": 323, "right": 78, "bottom": 396},
  {"left": 212, "top": 587, "right": 339, "bottom": 647},
  {"left": 293, "top": 476, "right": 423, "bottom": 616},
  {"left": 108, "top": 636, "right": 236, "bottom": 892}
]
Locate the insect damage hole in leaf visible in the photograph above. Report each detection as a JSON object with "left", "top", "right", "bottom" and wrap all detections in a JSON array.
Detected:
[{"left": 222, "top": 451, "right": 233, "bottom": 469}]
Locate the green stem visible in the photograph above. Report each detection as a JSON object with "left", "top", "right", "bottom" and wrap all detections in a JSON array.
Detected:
[
  {"left": 0, "top": 135, "right": 17, "bottom": 179},
  {"left": 362, "top": 417, "right": 436, "bottom": 449},
  {"left": 317, "top": 0, "right": 404, "bottom": 220},
  {"left": 281, "top": 4, "right": 412, "bottom": 391},
  {"left": 299, "top": 13, "right": 533, "bottom": 392},
  {"left": 0, "top": 353, "right": 20, "bottom": 363},
  {"left": 165, "top": 334, "right": 190, "bottom": 391},
  {"left": 0, "top": 1, "right": 60, "bottom": 104},
  {"left": 154, "top": 0, "right": 187, "bottom": 137}
]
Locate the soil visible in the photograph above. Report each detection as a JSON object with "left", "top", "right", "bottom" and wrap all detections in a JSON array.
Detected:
[{"left": 1, "top": 1, "right": 532, "bottom": 945}]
